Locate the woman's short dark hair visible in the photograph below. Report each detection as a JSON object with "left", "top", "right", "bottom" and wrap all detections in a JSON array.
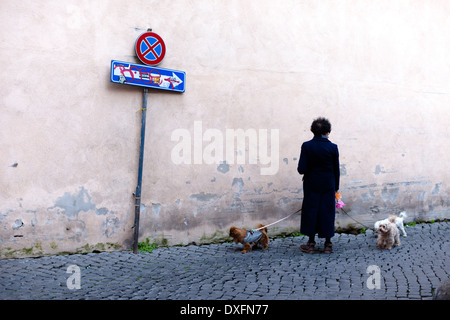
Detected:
[{"left": 311, "top": 117, "right": 331, "bottom": 136}]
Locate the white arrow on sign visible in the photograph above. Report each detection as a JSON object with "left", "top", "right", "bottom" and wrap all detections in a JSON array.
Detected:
[{"left": 159, "top": 72, "right": 183, "bottom": 89}]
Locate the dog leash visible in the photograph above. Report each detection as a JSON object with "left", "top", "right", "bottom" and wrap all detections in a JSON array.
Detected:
[
  {"left": 338, "top": 207, "right": 372, "bottom": 230},
  {"left": 254, "top": 208, "right": 302, "bottom": 231},
  {"left": 253, "top": 206, "right": 370, "bottom": 231}
]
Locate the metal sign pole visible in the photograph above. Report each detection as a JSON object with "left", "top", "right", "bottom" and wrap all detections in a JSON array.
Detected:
[
  {"left": 111, "top": 28, "right": 184, "bottom": 253},
  {"left": 133, "top": 88, "right": 148, "bottom": 254}
]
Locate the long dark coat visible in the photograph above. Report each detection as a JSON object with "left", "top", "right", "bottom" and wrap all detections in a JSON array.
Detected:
[{"left": 297, "top": 135, "right": 340, "bottom": 238}]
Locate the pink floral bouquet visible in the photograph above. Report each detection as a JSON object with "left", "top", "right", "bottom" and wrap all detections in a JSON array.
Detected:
[{"left": 335, "top": 191, "right": 346, "bottom": 209}]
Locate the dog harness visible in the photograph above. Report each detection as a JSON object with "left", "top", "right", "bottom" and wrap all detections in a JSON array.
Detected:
[{"left": 243, "top": 229, "right": 263, "bottom": 243}]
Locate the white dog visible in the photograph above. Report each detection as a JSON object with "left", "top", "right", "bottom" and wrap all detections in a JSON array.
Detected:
[
  {"left": 374, "top": 211, "right": 407, "bottom": 237},
  {"left": 376, "top": 216, "right": 401, "bottom": 249}
]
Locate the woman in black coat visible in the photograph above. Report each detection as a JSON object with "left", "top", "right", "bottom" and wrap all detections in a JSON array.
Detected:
[{"left": 297, "top": 117, "right": 340, "bottom": 254}]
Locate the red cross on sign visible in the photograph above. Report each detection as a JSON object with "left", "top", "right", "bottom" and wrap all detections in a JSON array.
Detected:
[{"left": 135, "top": 32, "right": 166, "bottom": 66}]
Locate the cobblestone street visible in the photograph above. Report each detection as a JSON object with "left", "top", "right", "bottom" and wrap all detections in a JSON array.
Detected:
[{"left": 0, "top": 222, "right": 448, "bottom": 301}]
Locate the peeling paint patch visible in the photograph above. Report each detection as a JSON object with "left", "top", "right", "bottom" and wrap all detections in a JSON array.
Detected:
[
  {"left": 374, "top": 165, "right": 384, "bottom": 175},
  {"left": 51, "top": 187, "right": 95, "bottom": 217},
  {"left": 381, "top": 186, "right": 399, "bottom": 203},
  {"left": 217, "top": 161, "right": 230, "bottom": 174},
  {"left": 152, "top": 203, "right": 162, "bottom": 217},
  {"left": 65, "top": 220, "right": 87, "bottom": 242},
  {"left": 383, "top": 180, "right": 428, "bottom": 187},
  {"left": 432, "top": 183, "right": 441, "bottom": 195},
  {"left": 27, "top": 210, "right": 38, "bottom": 226},
  {"left": 347, "top": 183, "right": 378, "bottom": 190},
  {"left": 50, "top": 187, "right": 115, "bottom": 217},
  {"left": 340, "top": 164, "right": 347, "bottom": 176},
  {"left": 417, "top": 191, "right": 426, "bottom": 201},
  {"left": 103, "top": 217, "right": 120, "bottom": 237},
  {"left": 254, "top": 187, "right": 263, "bottom": 194},
  {"left": 96, "top": 208, "right": 109, "bottom": 215},
  {"left": 232, "top": 178, "right": 244, "bottom": 194},
  {"left": 370, "top": 206, "right": 380, "bottom": 213},
  {"left": 12, "top": 219, "right": 24, "bottom": 230},
  {"left": 189, "top": 192, "right": 219, "bottom": 202},
  {"left": 277, "top": 197, "right": 291, "bottom": 205},
  {"left": 360, "top": 193, "right": 372, "bottom": 203},
  {"left": 374, "top": 165, "right": 397, "bottom": 175}
]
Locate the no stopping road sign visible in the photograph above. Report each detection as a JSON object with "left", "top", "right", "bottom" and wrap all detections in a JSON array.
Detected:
[{"left": 135, "top": 31, "right": 166, "bottom": 66}]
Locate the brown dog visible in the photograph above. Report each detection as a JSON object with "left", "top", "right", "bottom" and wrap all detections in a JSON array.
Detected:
[{"left": 229, "top": 224, "right": 269, "bottom": 253}]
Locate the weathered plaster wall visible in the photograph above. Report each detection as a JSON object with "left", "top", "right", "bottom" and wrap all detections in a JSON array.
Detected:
[{"left": 1, "top": 0, "right": 449, "bottom": 258}]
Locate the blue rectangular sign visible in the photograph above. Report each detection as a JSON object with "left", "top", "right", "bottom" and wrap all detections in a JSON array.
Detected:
[{"left": 110, "top": 60, "right": 185, "bottom": 93}]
